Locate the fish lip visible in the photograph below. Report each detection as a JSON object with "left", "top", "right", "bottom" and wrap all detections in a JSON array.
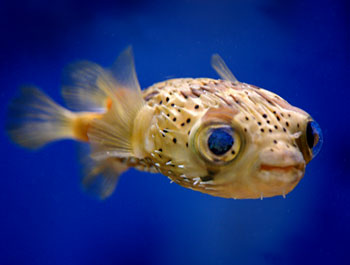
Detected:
[{"left": 259, "top": 163, "right": 305, "bottom": 172}]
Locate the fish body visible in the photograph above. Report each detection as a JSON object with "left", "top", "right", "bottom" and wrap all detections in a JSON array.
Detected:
[{"left": 6, "top": 48, "right": 323, "bottom": 199}]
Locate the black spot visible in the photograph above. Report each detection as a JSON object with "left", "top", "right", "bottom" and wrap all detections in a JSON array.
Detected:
[
  {"left": 173, "top": 138, "right": 177, "bottom": 143},
  {"left": 260, "top": 128, "right": 264, "bottom": 132},
  {"left": 186, "top": 142, "right": 188, "bottom": 148},
  {"left": 159, "top": 100, "right": 163, "bottom": 104},
  {"left": 231, "top": 150, "right": 235, "bottom": 155},
  {"left": 163, "top": 129, "right": 168, "bottom": 133},
  {"left": 167, "top": 113, "right": 170, "bottom": 117},
  {"left": 262, "top": 114, "right": 267, "bottom": 118},
  {"left": 186, "top": 118, "right": 191, "bottom": 123},
  {"left": 184, "top": 95, "right": 188, "bottom": 99},
  {"left": 173, "top": 117, "right": 177, "bottom": 122},
  {"left": 244, "top": 128, "right": 247, "bottom": 132},
  {"left": 281, "top": 113, "right": 284, "bottom": 117},
  {"left": 178, "top": 109, "right": 181, "bottom": 112},
  {"left": 297, "top": 123, "right": 300, "bottom": 128},
  {"left": 276, "top": 116, "right": 280, "bottom": 121},
  {"left": 195, "top": 105, "right": 199, "bottom": 109},
  {"left": 200, "top": 175, "right": 213, "bottom": 182},
  {"left": 269, "top": 129, "right": 272, "bottom": 133},
  {"left": 274, "top": 125, "right": 278, "bottom": 130},
  {"left": 245, "top": 116, "right": 249, "bottom": 121},
  {"left": 274, "top": 140, "right": 278, "bottom": 144},
  {"left": 171, "top": 103, "right": 175, "bottom": 107},
  {"left": 283, "top": 128, "right": 287, "bottom": 132},
  {"left": 288, "top": 114, "right": 291, "bottom": 117},
  {"left": 258, "top": 122, "right": 262, "bottom": 126},
  {"left": 286, "top": 121, "right": 289, "bottom": 127},
  {"left": 188, "top": 130, "right": 191, "bottom": 135},
  {"left": 162, "top": 134, "right": 165, "bottom": 137},
  {"left": 267, "top": 120, "right": 270, "bottom": 124},
  {"left": 158, "top": 154, "right": 162, "bottom": 158},
  {"left": 166, "top": 97, "right": 169, "bottom": 102},
  {"left": 273, "top": 111, "right": 276, "bottom": 114},
  {"left": 159, "top": 148, "right": 163, "bottom": 152},
  {"left": 181, "top": 122, "right": 185, "bottom": 126}
]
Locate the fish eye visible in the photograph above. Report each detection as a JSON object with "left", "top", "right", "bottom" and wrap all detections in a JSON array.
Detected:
[
  {"left": 208, "top": 128, "right": 233, "bottom": 155},
  {"left": 306, "top": 120, "right": 323, "bottom": 158},
  {"left": 193, "top": 123, "right": 242, "bottom": 165}
]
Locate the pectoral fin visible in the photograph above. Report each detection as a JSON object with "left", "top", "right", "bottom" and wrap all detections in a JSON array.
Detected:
[{"left": 87, "top": 47, "right": 144, "bottom": 160}]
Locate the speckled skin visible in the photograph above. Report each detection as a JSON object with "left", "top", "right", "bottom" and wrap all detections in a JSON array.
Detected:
[{"left": 130, "top": 78, "right": 311, "bottom": 199}]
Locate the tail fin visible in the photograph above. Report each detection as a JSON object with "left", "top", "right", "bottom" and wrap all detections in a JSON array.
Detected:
[{"left": 6, "top": 86, "right": 76, "bottom": 149}]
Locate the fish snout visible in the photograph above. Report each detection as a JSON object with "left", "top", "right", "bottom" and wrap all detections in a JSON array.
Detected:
[
  {"left": 259, "top": 147, "right": 305, "bottom": 169},
  {"left": 254, "top": 148, "right": 306, "bottom": 198}
]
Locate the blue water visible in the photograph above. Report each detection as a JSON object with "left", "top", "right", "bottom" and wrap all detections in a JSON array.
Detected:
[{"left": 0, "top": 0, "right": 349, "bottom": 264}]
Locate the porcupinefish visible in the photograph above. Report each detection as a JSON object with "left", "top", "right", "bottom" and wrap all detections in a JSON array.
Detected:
[{"left": 6, "top": 47, "right": 323, "bottom": 199}]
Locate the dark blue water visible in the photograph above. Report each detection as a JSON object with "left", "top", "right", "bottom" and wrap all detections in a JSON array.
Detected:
[{"left": 1, "top": 1, "right": 349, "bottom": 264}]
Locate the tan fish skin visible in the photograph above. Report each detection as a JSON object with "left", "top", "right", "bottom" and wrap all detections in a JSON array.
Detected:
[
  {"left": 137, "top": 78, "right": 309, "bottom": 199},
  {"left": 6, "top": 47, "right": 322, "bottom": 199}
]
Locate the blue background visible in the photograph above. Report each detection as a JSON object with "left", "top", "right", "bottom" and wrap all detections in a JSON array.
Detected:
[{"left": 0, "top": 0, "right": 349, "bottom": 264}]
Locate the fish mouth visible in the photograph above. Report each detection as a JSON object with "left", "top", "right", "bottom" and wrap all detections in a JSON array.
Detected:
[
  {"left": 260, "top": 163, "right": 305, "bottom": 172},
  {"left": 254, "top": 162, "right": 306, "bottom": 198}
]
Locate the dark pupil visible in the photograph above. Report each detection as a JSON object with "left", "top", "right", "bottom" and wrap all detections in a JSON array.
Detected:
[
  {"left": 306, "top": 121, "right": 318, "bottom": 149},
  {"left": 208, "top": 128, "right": 234, "bottom": 155}
]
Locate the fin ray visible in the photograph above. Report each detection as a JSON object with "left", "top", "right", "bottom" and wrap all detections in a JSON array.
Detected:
[
  {"left": 88, "top": 47, "right": 144, "bottom": 160},
  {"left": 211, "top": 54, "right": 238, "bottom": 83},
  {"left": 6, "top": 87, "right": 76, "bottom": 149},
  {"left": 80, "top": 146, "right": 128, "bottom": 199},
  {"left": 62, "top": 61, "right": 110, "bottom": 112}
]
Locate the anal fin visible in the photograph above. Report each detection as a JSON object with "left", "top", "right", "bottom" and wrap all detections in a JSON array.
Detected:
[{"left": 82, "top": 157, "right": 128, "bottom": 199}]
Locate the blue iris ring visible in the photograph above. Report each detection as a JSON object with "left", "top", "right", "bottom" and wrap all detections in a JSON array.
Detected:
[{"left": 207, "top": 128, "right": 234, "bottom": 155}]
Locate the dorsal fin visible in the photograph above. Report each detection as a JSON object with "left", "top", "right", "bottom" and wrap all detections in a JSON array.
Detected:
[
  {"left": 87, "top": 47, "right": 144, "bottom": 160},
  {"left": 62, "top": 61, "right": 110, "bottom": 112},
  {"left": 211, "top": 54, "right": 238, "bottom": 83}
]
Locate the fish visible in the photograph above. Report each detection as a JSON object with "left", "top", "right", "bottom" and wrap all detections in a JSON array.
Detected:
[{"left": 6, "top": 47, "right": 323, "bottom": 199}]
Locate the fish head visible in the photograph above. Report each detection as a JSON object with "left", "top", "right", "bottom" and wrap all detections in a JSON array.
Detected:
[{"left": 186, "top": 85, "right": 323, "bottom": 199}]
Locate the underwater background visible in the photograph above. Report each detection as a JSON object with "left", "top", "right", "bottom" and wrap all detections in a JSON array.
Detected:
[{"left": 0, "top": 0, "right": 349, "bottom": 264}]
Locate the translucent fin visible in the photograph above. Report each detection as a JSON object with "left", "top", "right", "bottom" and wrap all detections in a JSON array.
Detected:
[
  {"left": 211, "top": 54, "right": 238, "bottom": 83},
  {"left": 62, "top": 61, "right": 110, "bottom": 112},
  {"left": 88, "top": 47, "right": 144, "bottom": 160},
  {"left": 6, "top": 86, "right": 76, "bottom": 149},
  {"left": 62, "top": 46, "right": 143, "bottom": 114},
  {"left": 81, "top": 155, "right": 128, "bottom": 199}
]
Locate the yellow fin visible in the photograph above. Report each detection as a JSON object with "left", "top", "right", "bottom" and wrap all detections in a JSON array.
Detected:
[
  {"left": 81, "top": 154, "right": 128, "bottom": 199},
  {"left": 87, "top": 47, "right": 144, "bottom": 160},
  {"left": 62, "top": 61, "right": 111, "bottom": 112},
  {"left": 6, "top": 86, "right": 76, "bottom": 149},
  {"left": 211, "top": 54, "right": 238, "bottom": 83}
]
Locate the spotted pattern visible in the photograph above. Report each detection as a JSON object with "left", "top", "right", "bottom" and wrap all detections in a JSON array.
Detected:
[{"left": 139, "top": 78, "right": 309, "bottom": 198}]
